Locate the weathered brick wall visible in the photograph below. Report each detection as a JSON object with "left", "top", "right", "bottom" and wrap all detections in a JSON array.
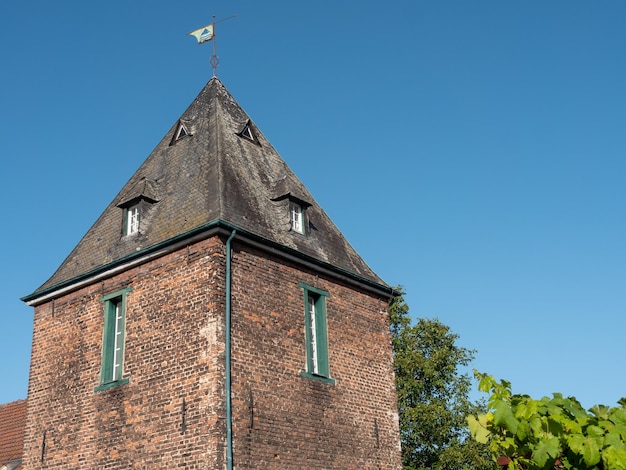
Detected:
[
  {"left": 23, "top": 234, "right": 401, "bottom": 469},
  {"left": 23, "top": 236, "right": 226, "bottom": 469},
  {"left": 229, "top": 242, "right": 402, "bottom": 469}
]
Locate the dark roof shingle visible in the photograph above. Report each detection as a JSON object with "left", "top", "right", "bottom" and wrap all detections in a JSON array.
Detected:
[{"left": 26, "top": 78, "right": 387, "bottom": 300}]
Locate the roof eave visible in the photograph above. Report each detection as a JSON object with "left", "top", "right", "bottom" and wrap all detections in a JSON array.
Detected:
[{"left": 22, "top": 220, "right": 394, "bottom": 306}]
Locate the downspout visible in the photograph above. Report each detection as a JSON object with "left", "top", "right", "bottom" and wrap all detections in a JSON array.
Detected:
[{"left": 225, "top": 230, "right": 236, "bottom": 470}]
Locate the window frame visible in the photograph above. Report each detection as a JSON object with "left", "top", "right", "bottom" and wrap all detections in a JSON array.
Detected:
[
  {"left": 239, "top": 122, "right": 255, "bottom": 142},
  {"left": 298, "top": 282, "right": 334, "bottom": 384},
  {"left": 94, "top": 287, "right": 132, "bottom": 391},
  {"left": 176, "top": 125, "right": 188, "bottom": 139},
  {"left": 289, "top": 201, "right": 305, "bottom": 234},
  {"left": 124, "top": 203, "right": 140, "bottom": 235},
  {"left": 171, "top": 121, "right": 190, "bottom": 145}
]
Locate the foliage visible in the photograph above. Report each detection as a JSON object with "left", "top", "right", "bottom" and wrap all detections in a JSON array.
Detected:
[
  {"left": 390, "top": 288, "right": 494, "bottom": 470},
  {"left": 468, "top": 372, "right": 626, "bottom": 469}
]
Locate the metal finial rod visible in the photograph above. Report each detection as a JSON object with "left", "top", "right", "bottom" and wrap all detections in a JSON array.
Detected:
[
  {"left": 211, "top": 16, "right": 219, "bottom": 77},
  {"left": 210, "top": 15, "right": 237, "bottom": 77}
]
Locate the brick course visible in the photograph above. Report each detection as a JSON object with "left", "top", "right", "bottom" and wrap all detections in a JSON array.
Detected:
[
  {"left": 229, "top": 241, "right": 401, "bottom": 469},
  {"left": 24, "top": 237, "right": 226, "bottom": 469},
  {"left": 23, "top": 234, "right": 401, "bottom": 469}
]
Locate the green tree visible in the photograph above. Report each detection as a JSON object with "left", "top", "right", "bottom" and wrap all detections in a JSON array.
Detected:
[
  {"left": 468, "top": 372, "right": 626, "bottom": 469},
  {"left": 390, "top": 288, "right": 494, "bottom": 470}
]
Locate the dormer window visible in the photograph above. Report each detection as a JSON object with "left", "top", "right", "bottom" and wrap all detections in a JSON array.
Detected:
[
  {"left": 116, "top": 178, "right": 159, "bottom": 238},
  {"left": 241, "top": 124, "right": 253, "bottom": 140},
  {"left": 176, "top": 126, "right": 188, "bottom": 139},
  {"left": 236, "top": 120, "right": 260, "bottom": 145},
  {"left": 170, "top": 121, "right": 191, "bottom": 145},
  {"left": 125, "top": 204, "right": 140, "bottom": 235},
  {"left": 271, "top": 188, "right": 311, "bottom": 235},
  {"left": 290, "top": 201, "right": 304, "bottom": 234}
]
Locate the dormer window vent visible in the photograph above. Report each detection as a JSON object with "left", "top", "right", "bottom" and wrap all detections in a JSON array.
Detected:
[
  {"left": 170, "top": 121, "right": 191, "bottom": 145},
  {"left": 237, "top": 120, "right": 259, "bottom": 145}
]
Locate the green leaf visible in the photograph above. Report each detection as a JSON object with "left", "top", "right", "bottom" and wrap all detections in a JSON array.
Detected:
[
  {"left": 574, "top": 415, "right": 590, "bottom": 430},
  {"left": 563, "top": 415, "right": 582, "bottom": 435},
  {"left": 531, "top": 436, "right": 560, "bottom": 467},
  {"left": 493, "top": 401, "right": 519, "bottom": 434},
  {"left": 529, "top": 416, "right": 543, "bottom": 436},
  {"left": 547, "top": 416, "right": 566, "bottom": 437},
  {"left": 587, "top": 424, "right": 605, "bottom": 439},
  {"left": 602, "top": 445, "right": 626, "bottom": 470},
  {"left": 613, "top": 423, "right": 626, "bottom": 441},
  {"left": 567, "top": 434, "right": 585, "bottom": 455},
  {"left": 561, "top": 396, "right": 588, "bottom": 419},
  {"left": 604, "top": 431, "right": 625, "bottom": 449},
  {"left": 477, "top": 373, "right": 494, "bottom": 393},
  {"left": 582, "top": 436, "right": 601, "bottom": 467},
  {"left": 590, "top": 404, "right": 611, "bottom": 420},
  {"left": 611, "top": 407, "right": 626, "bottom": 427},
  {"left": 468, "top": 415, "right": 491, "bottom": 444},
  {"left": 515, "top": 419, "right": 530, "bottom": 442},
  {"left": 515, "top": 398, "right": 539, "bottom": 420}
]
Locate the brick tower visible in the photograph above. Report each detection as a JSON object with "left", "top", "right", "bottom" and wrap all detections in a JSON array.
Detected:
[{"left": 21, "top": 78, "right": 402, "bottom": 469}]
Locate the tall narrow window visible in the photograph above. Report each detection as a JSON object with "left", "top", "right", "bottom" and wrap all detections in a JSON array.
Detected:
[
  {"left": 125, "top": 204, "right": 140, "bottom": 235},
  {"left": 298, "top": 283, "right": 334, "bottom": 383},
  {"left": 95, "top": 287, "right": 132, "bottom": 391},
  {"left": 290, "top": 201, "right": 304, "bottom": 234}
]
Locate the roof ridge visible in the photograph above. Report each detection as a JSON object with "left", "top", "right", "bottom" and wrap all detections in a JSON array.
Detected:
[{"left": 214, "top": 78, "right": 225, "bottom": 222}]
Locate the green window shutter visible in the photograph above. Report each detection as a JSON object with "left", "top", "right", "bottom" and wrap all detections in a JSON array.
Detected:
[
  {"left": 314, "top": 295, "right": 329, "bottom": 377},
  {"left": 100, "top": 298, "right": 116, "bottom": 382}
]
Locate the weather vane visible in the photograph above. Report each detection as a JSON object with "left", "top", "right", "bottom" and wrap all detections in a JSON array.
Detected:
[{"left": 188, "top": 14, "right": 237, "bottom": 77}]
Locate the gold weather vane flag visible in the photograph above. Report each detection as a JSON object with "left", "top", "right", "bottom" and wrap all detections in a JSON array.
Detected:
[{"left": 188, "top": 24, "right": 214, "bottom": 44}]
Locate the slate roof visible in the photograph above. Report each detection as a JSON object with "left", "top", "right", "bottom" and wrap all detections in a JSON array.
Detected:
[
  {"left": 26, "top": 78, "right": 387, "bottom": 300},
  {"left": 0, "top": 399, "right": 26, "bottom": 467}
]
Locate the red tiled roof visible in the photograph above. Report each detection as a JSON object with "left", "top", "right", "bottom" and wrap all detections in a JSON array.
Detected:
[{"left": 0, "top": 399, "right": 27, "bottom": 464}]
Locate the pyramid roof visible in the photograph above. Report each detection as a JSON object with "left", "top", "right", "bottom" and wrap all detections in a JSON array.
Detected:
[{"left": 24, "top": 78, "right": 388, "bottom": 303}]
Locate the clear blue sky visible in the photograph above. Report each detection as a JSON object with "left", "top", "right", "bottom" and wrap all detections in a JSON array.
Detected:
[{"left": 1, "top": 1, "right": 625, "bottom": 409}]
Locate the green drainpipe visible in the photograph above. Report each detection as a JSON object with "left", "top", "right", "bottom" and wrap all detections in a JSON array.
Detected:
[{"left": 225, "top": 230, "right": 236, "bottom": 470}]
